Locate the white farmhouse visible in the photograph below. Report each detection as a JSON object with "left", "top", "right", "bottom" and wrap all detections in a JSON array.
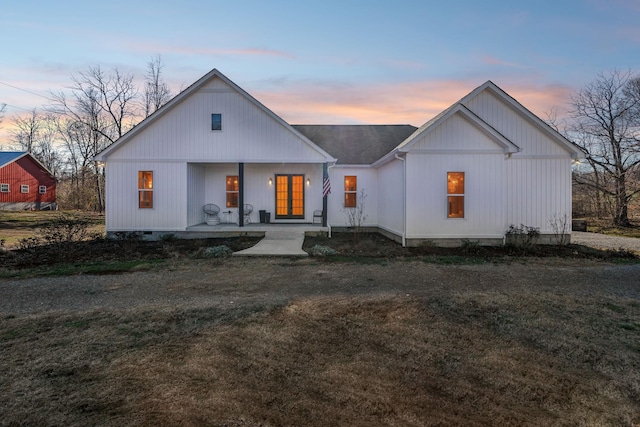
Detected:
[{"left": 95, "top": 69, "right": 582, "bottom": 246}]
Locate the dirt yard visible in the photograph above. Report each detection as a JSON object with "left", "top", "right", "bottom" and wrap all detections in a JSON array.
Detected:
[{"left": 1, "top": 255, "right": 640, "bottom": 426}]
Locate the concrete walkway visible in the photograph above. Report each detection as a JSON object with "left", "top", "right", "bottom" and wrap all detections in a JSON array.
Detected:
[{"left": 233, "top": 229, "right": 308, "bottom": 257}]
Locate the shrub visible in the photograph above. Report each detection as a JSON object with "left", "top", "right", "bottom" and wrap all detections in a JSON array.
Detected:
[
  {"left": 193, "top": 245, "right": 233, "bottom": 259},
  {"left": 505, "top": 224, "right": 540, "bottom": 248},
  {"left": 160, "top": 233, "right": 177, "bottom": 242},
  {"left": 307, "top": 244, "right": 338, "bottom": 257},
  {"left": 40, "top": 213, "right": 91, "bottom": 244}
]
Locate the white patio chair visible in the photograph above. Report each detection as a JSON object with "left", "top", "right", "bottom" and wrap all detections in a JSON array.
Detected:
[
  {"left": 243, "top": 204, "right": 253, "bottom": 224},
  {"left": 203, "top": 204, "right": 220, "bottom": 225}
]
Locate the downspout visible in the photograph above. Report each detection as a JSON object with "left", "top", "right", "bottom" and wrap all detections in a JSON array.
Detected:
[{"left": 395, "top": 153, "right": 406, "bottom": 247}]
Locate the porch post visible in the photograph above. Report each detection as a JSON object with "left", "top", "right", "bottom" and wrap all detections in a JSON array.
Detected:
[
  {"left": 238, "top": 163, "right": 244, "bottom": 227},
  {"left": 322, "top": 163, "right": 328, "bottom": 227}
]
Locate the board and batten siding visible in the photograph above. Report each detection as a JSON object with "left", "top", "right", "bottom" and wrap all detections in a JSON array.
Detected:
[
  {"left": 327, "top": 167, "right": 378, "bottom": 228},
  {"left": 105, "top": 162, "right": 187, "bottom": 231},
  {"left": 106, "top": 77, "right": 327, "bottom": 164},
  {"left": 404, "top": 153, "right": 506, "bottom": 239},
  {"left": 376, "top": 160, "right": 405, "bottom": 237},
  {"left": 463, "top": 88, "right": 574, "bottom": 234},
  {"left": 187, "top": 164, "right": 206, "bottom": 227},
  {"left": 505, "top": 158, "right": 572, "bottom": 233},
  {"left": 414, "top": 112, "right": 507, "bottom": 152},
  {"left": 463, "top": 90, "right": 570, "bottom": 157}
]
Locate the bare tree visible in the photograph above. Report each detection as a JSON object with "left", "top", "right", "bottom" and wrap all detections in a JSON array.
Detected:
[
  {"left": 10, "top": 109, "right": 41, "bottom": 153},
  {"left": 50, "top": 65, "right": 138, "bottom": 146},
  {"left": 0, "top": 103, "right": 6, "bottom": 125},
  {"left": 144, "top": 55, "right": 172, "bottom": 117},
  {"left": 569, "top": 70, "right": 640, "bottom": 226},
  {"left": 49, "top": 66, "right": 138, "bottom": 212},
  {"left": 9, "top": 109, "right": 63, "bottom": 176}
]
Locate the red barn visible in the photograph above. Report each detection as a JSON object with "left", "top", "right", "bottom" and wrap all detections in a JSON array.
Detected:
[{"left": 0, "top": 152, "right": 57, "bottom": 210}]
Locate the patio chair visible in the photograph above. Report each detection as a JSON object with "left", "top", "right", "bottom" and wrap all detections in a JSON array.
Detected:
[
  {"left": 203, "top": 203, "right": 220, "bottom": 225},
  {"left": 243, "top": 204, "right": 253, "bottom": 224}
]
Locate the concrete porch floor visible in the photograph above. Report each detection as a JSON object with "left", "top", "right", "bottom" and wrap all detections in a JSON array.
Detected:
[{"left": 186, "top": 222, "right": 328, "bottom": 235}]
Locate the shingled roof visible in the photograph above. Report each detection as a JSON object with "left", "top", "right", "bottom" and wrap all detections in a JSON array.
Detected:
[{"left": 292, "top": 125, "right": 417, "bottom": 165}]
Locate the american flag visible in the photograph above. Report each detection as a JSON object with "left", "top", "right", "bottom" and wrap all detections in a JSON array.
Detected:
[{"left": 322, "top": 171, "right": 331, "bottom": 197}]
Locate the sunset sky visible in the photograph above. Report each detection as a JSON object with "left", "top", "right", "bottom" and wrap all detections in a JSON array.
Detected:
[{"left": 1, "top": 0, "right": 639, "bottom": 145}]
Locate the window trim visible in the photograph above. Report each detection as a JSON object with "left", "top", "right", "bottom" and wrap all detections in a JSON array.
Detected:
[
  {"left": 138, "top": 171, "right": 153, "bottom": 209},
  {"left": 447, "top": 171, "right": 465, "bottom": 219},
  {"left": 226, "top": 175, "right": 239, "bottom": 208},
  {"left": 21, "top": 185, "right": 29, "bottom": 194},
  {"left": 344, "top": 175, "right": 357, "bottom": 208},
  {"left": 39, "top": 185, "right": 47, "bottom": 194},
  {"left": 211, "top": 113, "right": 222, "bottom": 131},
  {"left": 0, "top": 183, "right": 8, "bottom": 193}
]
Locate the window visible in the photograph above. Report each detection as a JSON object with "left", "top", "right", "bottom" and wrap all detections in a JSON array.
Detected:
[
  {"left": 226, "top": 175, "right": 238, "bottom": 208},
  {"left": 344, "top": 175, "right": 357, "bottom": 208},
  {"left": 138, "top": 171, "right": 153, "bottom": 209},
  {"left": 447, "top": 172, "right": 465, "bottom": 218},
  {"left": 39, "top": 185, "right": 47, "bottom": 194},
  {"left": 21, "top": 185, "right": 29, "bottom": 194},
  {"left": 211, "top": 113, "right": 222, "bottom": 131},
  {"left": 0, "top": 184, "right": 8, "bottom": 193}
]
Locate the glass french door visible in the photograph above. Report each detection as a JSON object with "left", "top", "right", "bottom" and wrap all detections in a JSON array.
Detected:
[{"left": 275, "top": 174, "right": 305, "bottom": 219}]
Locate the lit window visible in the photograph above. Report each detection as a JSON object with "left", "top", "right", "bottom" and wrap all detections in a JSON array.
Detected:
[
  {"left": 447, "top": 172, "right": 464, "bottom": 218},
  {"left": 21, "top": 185, "right": 29, "bottom": 194},
  {"left": 39, "top": 185, "right": 47, "bottom": 194},
  {"left": 226, "top": 175, "right": 238, "bottom": 208},
  {"left": 0, "top": 184, "right": 8, "bottom": 193},
  {"left": 211, "top": 114, "right": 222, "bottom": 131},
  {"left": 344, "top": 175, "right": 357, "bottom": 208},
  {"left": 138, "top": 171, "right": 153, "bottom": 209}
]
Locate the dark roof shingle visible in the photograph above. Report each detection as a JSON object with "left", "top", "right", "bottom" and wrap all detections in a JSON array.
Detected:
[{"left": 293, "top": 125, "right": 417, "bottom": 165}]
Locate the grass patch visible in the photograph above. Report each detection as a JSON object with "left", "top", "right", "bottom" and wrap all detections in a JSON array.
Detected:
[
  {"left": 0, "top": 259, "right": 164, "bottom": 279},
  {"left": 0, "top": 210, "right": 105, "bottom": 247},
  {"left": 1, "top": 293, "right": 638, "bottom": 425}
]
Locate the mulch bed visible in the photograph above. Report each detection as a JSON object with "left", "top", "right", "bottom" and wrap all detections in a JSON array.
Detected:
[{"left": 1, "top": 232, "right": 637, "bottom": 271}]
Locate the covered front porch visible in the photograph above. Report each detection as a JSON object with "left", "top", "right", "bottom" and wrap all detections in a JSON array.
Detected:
[{"left": 186, "top": 162, "right": 330, "bottom": 229}]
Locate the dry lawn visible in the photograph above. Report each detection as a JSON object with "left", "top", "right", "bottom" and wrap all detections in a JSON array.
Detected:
[{"left": 1, "top": 259, "right": 639, "bottom": 426}]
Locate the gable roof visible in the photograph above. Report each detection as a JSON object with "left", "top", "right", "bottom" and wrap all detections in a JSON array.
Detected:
[
  {"left": 95, "top": 69, "right": 336, "bottom": 162},
  {"left": 0, "top": 151, "right": 56, "bottom": 178},
  {"left": 0, "top": 151, "right": 27, "bottom": 169},
  {"left": 374, "top": 80, "right": 584, "bottom": 167},
  {"left": 460, "top": 81, "right": 584, "bottom": 158},
  {"left": 293, "top": 125, "right": 417, "bottom": 165},
  {"left": 373, "top": 102, "right": 521, "bottom": 167}
]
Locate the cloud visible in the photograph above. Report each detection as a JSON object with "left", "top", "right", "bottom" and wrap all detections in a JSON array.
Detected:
[
  {"left": 124, "top": 40, "right": 296, "bottom": 59},
  {"left": 251, "top": 77, "right": 574, "bottom": 126},
  {"left": 253, "top": 79, "right": 476, "bottom": 126},
  {"left": 482, "top": 55, "right": 525, "bottom": 68}
]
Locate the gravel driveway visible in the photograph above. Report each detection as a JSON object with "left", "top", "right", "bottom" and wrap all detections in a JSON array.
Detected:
[{"left": 572, "top": 231, "right": 640, "bottom": 253}]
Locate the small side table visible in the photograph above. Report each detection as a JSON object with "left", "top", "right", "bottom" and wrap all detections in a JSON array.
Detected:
[{"left": 222, "top": 210, "right": 234, "bottom": 224}]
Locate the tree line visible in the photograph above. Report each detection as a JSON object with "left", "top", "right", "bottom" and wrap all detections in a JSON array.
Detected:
[
  {"left": 1, "top": 64, "right": 639, "bottom": 226},
  {"left": 564, "top": 70, "right": 640, "bottom": 227},
  {"left": 0, "top": 56, "right": 172, "bottom": 212}
]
